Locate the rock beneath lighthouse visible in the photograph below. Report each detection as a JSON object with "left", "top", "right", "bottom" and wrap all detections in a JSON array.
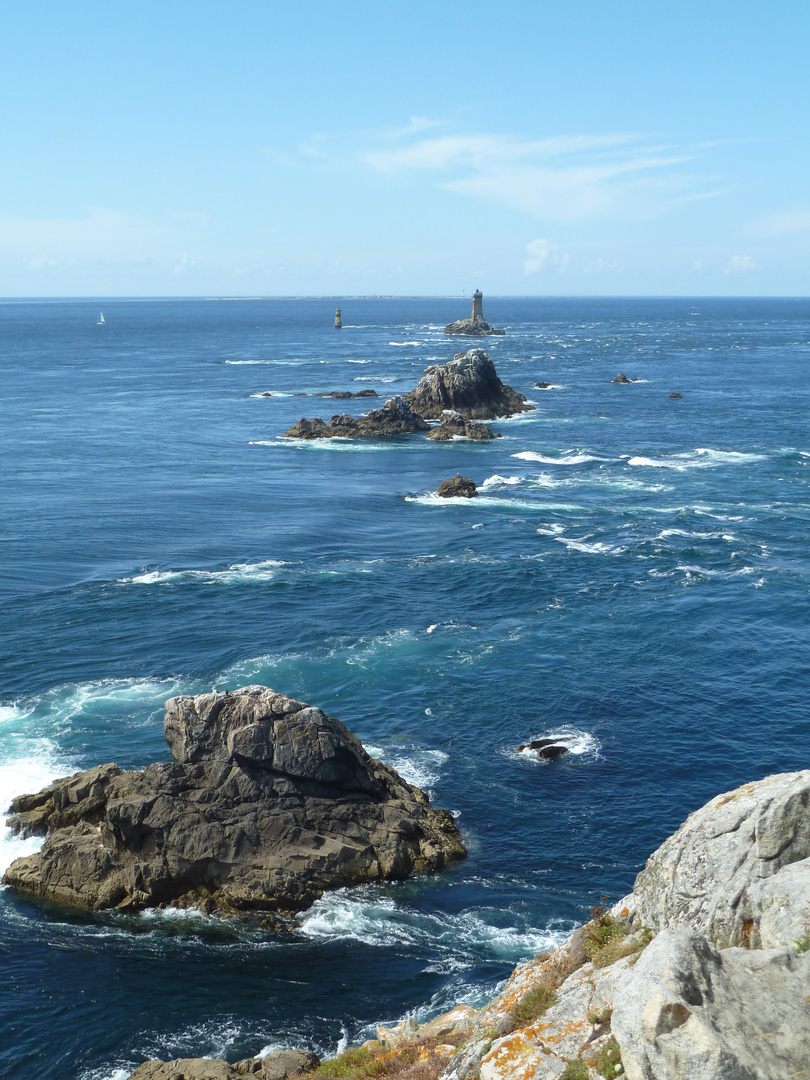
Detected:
[{"left": 444, "top": 290, "right": 504, "bottom": 336}]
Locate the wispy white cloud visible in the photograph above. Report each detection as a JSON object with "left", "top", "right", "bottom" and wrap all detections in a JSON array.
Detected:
[
  {"left": 749, "top": 209, "right": 810, "bottom": 237},
  {"left": 523, "top": 239, "right": 570, "bottom": 274},
  {"left": 724, "top": 254, "right": 758, "bottom": 273},
  {"left": 313, "top": 122, "right": 722, "bottom": 224}
]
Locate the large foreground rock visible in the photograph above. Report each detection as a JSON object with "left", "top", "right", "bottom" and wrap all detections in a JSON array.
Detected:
[
  {"left": 283, "top": 396, "right": 429, "bottom": 439},
  {"left": 2, "top": 686, "right": 466, "bottom": 914},
  {"left": 405, "top": 350, "right": 532, "bottom": 420},
  {"left": 632, "top": 769, "right": 810, "bottom": 947},
  {"left": 612, "top": 929, "right": 810, "bottom": 1080}
]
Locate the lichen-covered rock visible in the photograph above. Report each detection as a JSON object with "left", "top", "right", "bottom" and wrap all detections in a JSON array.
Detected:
[
  {"left": 283, "top": 396, "right": 429, "bottom": 439},
  {"left": 632, "top": 770, "right": 810, "bottom": 947},
  {"left": 2, "top": 686, "right": 466, "bottom": 914},
  {"left": 612, "top": 928, "right": 810, "bottom": 1080},
  {"left": 405, "top": 351, "right": 532, "bottom": 420}
]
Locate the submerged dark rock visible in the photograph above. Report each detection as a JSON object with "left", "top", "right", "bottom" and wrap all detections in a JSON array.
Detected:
[
  {"left": 444, "top": 290, "right": 505, "bottom": 336},
  {"left": 283, "top": 396, "right": 429, "bottom": 439},
  {"left": 613, "top": 373, "right": 641, "bottom": 384},
  {"left": 668, "top": 392, "right": 683, "bottom": 399},
  {"left": 2, "top": 686, "right": 466, "bottom": 915},
  {"left": 437, "top": 474, "right": 477, "bottom": 499},
  {"left": 313, "top": 389, "right": 378, "bottom": 399},
  {"left": 405, "top": 350, "right": 532, "bottom": 421},
  {"left": 518, "top": 738, "right": 569, "bottom": 760}
]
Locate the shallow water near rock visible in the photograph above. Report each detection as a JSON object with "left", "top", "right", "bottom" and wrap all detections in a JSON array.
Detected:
[{"left": 1, "top": 296, "right": 809, "bottom": 1079}]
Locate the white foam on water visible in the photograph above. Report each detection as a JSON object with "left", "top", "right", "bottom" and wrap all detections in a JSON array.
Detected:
[
  {"left": 555, "top": 537, "right": 626, "bottom": 555},
  {"left": 513, "top": 727, "right": 600, "bottom": 763},
  {"left": 513, "top": 450, "right": 610, "bottom": 465},
  {"left": 121, "top": 560, "right": 286, "bottom": 586},
  {"left": 365, "top": 746, "right": 448, "bottom": 793},
  {"left": 536, "top": 524, "right": 566, "bottom": 535},
  {"left": 388, "top": 341, "right": 422, "bottom": 346},
  {"left": 297, "top": 888, "right": 564, "bottom": 962},
  {"left": 480, "top": 474, "right": 523, "bottom": 489},
  {"left": 405, "top": 493, "right": 575, "bottom": 513},
  {"left": 628, "top": 448, "right": 767, "bottom": 470},
  {"left": 248, "top": 390, "right": 294, "bottom": 398},
  {"left": 0, "top": 740, "right": 75, "bottom": 874},
  {"left": 354, "top": 374, "right": 399, "bottom": 382},
  {"left": 250, "top": 438, "right": 395, "bottom": 452}
]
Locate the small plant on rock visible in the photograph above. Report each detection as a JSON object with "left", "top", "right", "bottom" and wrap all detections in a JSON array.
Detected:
[
  {"left": 592, "top": 1036, "right": 623, "bottom": 1078},
  {"left": 510, "top": 984, "right": 557, "bottom": 1028},
  {"left": 560, "top": 1060, "right": 589, "bottom": 1080}
]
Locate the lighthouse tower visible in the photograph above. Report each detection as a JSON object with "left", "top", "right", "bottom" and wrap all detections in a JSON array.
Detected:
[
  {"left": 334, "top": 306, "right": 342, "bottom": 329},
  {"left": 471, "top": 289, "right": 483, "bottom": 321}
]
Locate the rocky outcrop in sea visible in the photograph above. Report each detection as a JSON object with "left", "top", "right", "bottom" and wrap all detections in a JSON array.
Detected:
[
  {"left": 444, "top": 290, "right": 505, "bottom": 336},
  {"left": 282, "top": 351, "right": 531, "bottom": 439},
  {"left": 283, "top": 396, "right": 429, "bottom": 439},
  {"left": 405, "top": 350, "right": 532, "bottom": 421},
  {"left": 2, "top": 686, "right": 466, "bottom": 915}
]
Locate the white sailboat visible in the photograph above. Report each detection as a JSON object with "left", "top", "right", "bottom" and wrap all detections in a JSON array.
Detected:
[{"left": 97, "top": 311, "right": 105, "bottom": 325}]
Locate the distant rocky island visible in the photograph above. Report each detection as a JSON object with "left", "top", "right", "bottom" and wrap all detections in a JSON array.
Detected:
[
  {"left": 282, "top": 349, "right": 531, "bottom": 440},
  {"left": 2, "top": 686, "right": 466, "bottom": 916},
  {"left": 444, "top": 290, "right": 504, "bottom": 336}
]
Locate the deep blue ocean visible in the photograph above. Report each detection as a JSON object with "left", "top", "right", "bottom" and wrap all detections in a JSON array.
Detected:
[{"left": 1, "top": 296, "right": 808, "bottom": 1080}]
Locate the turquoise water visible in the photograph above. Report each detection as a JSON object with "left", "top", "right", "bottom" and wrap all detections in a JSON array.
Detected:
[{"left": 1, "top": 296, "right": 808, "bottom": 1079}]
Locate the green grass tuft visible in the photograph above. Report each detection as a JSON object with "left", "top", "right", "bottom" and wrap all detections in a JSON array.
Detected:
[{"left": 510, "top": 984, "right": 557, "bottom": 1028}]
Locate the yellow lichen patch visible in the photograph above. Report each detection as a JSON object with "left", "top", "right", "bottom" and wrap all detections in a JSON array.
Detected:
[
  {"left": 480, "top": 1030, "right": 543, "bottom": 1080},
  {"left": 715, "top": 784, "right": 755, "bottom": 807}
]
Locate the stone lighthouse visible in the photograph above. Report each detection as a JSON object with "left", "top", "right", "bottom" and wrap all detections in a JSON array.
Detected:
[
  {"left": 334, "top": 306, "right": 342, "bottom": 329},
  {"left": 444, "top": 290, "right": 504, "bottom": 336}
]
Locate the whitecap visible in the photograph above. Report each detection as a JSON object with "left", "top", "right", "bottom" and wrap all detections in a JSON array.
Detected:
[
  {"left": 365, "top": 746, "right": 448, "bottom": 793},
  {"left": 555, "top": 537, "right": 626, "bottom": 555},
  {"left": 513, "top": 451, "right": 609, "bottom": 465},
  {"left": 536, "top": 524, "right": 565, "bottom": 535},
  {"left": 480, "top": 475, "right": 523, "bottom": 489},
  {"left": 121, "top": 560, "right": 286, "bottom": 586},
  {"left": 0, "top": 741, "right": 75, "bottom": 874}
]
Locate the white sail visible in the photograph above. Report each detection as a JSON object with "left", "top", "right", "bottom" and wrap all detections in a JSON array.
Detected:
[{"left": 97, "top": 312, "right": 105, "bottom": 324}]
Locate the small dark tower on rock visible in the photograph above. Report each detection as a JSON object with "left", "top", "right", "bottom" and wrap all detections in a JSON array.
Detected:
[
  {"left": 444, "top": 289, "right": 504, "bottom": 336},
  {"left": 334, "top": 306, "right": 342, "bottom": 329}
]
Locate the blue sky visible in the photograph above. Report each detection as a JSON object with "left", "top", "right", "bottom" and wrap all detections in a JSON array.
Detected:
[{"left": 2, "top": 1, "right": 808, "bottom": 296}]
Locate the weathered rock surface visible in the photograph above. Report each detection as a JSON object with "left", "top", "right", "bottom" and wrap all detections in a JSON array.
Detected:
[
  {"left": 667, "top": 392, "right": 682, "bottom": 399},
  {"left": 283, "top": 396, "right": 430, "bottom": 439},
  {"left": 426, "top": 410, "right": 499, "bottom": 441},
  {"left": 612, "top": 928, "right": 810, "bottom": 1080},
  {"left": 632, "top": 769, "right": 810, "bottom": 947},
  {"left": 437, "top": 475, "right": 477, "bottom": 499},
  {"left": 405, "top": 351, "right": 532, "bottom": 421},
  {"left": 128, "top": 1049, "right": 320, "bottom": 1080},
  {"left": 613, "top": 372, "right": 640, "bottom": 384},
  {"left": 2, "top": 686, "right": 466, "bottom": 914}
]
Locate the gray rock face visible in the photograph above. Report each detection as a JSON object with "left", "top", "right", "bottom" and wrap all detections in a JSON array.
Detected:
[
  {"left": 2, "top": 686, "right": 466, "bottom": 915},
  {"left": 426, "top": 410, "right": 498, "bottom": 441},
  {"left": 632, "top": 770, "right": 810, "bottom": 947},
  {"left": 612, "top": 928, "right": 810, "bottom": 1080},
  {"left": 437, "top": 475, "right": 477, "bottom": 499},
  {"left": 128, "top": 1050, "right": 320, "bottom": 1080},
  {"left": 405, "top": 351, "right": 532, "bottom": 421},
  {"left": 283, "top": 396, "right": 429, "bottom": 439}
]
